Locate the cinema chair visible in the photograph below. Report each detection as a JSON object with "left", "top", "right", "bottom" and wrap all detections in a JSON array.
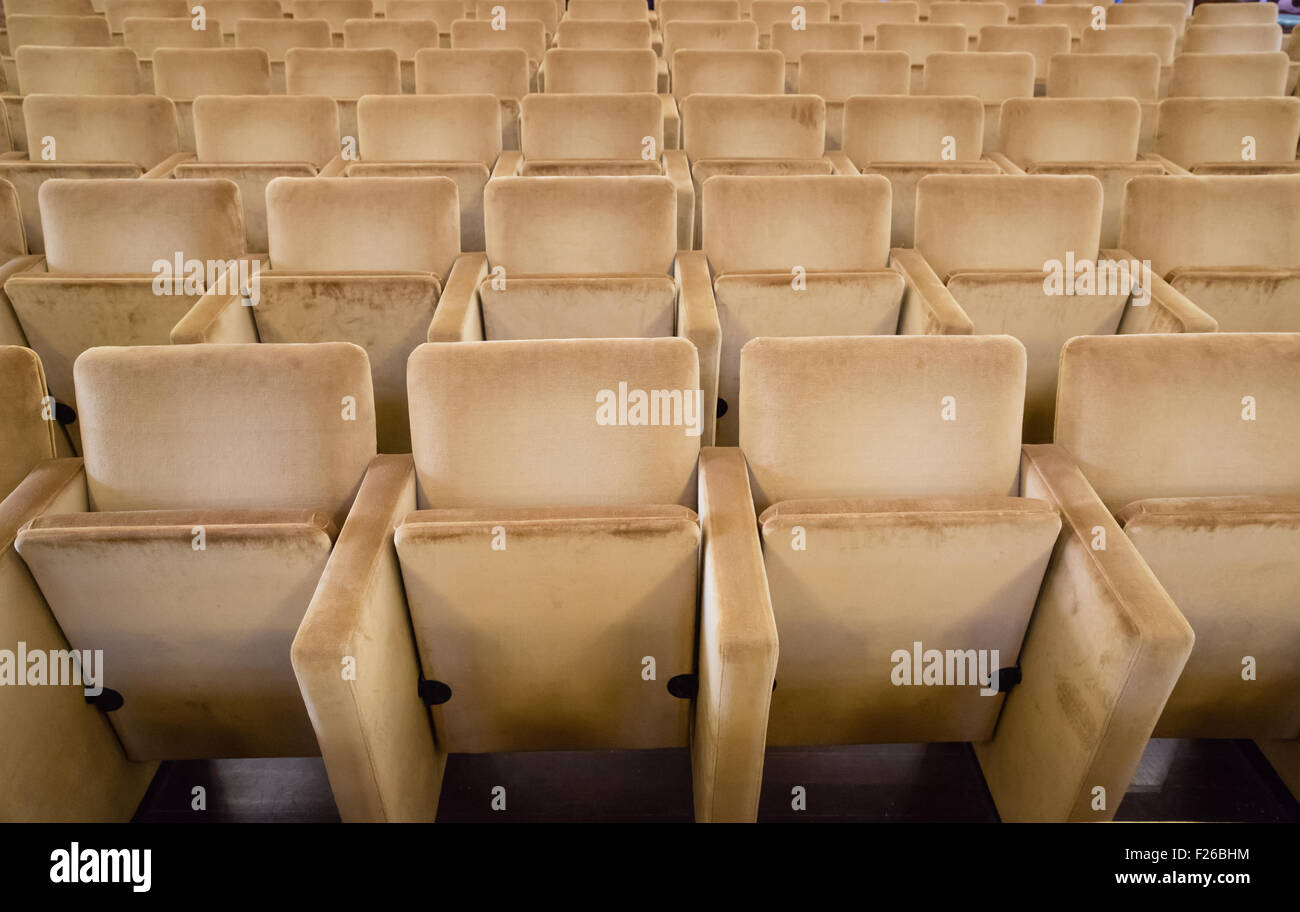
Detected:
[
  {"left": 994, "top": 97, "right": 1168, "bottom": 247},
  {"left": 293, "top": 335, "right": 778, "bottom": 821},
  {"left": 874, "top": 22, "right": 966, "bottom": 90},
  {"left": 169, "top": 95, "right": 342, "bottom": 253},
  {"left": 387, "top": 0, "right": 469, "bottom": 49},
  {"left": 678, "top": 94, "right": 853, "bottom": 248},
  {"left": 977, "top": 24, "right": 1070, "bottom": 91},
  {"left": 798, "top": 50, "right": 909, "bottom": 149},
  {"left": 699, "top": 174, "right": 924, "bottom": 445},
  {"left": 1167, "top": 52, "right": 1289, "bottom": 98},
  {"left": 173, "top": 176, "right": 461, "bottom": 454},
  {"left": 1183, "top": 22, "right": 1283, "bottom": 55},
  {"left": 9, "top": 341, "right": 380, "bottom": 819},
  {"left": 2, "top": 46, "right": 139, "bottom": 155},
  {"left": 1054, "top": 332, "right": 1300, "bottom": 807},
  {"left": 122, "top": 16, "right": 224, "bottom": 68},
  {"left": 427, "top": 175, "right": 721, "bottom": 445},
  {"left": 1, "top": 15, "right": 114, "bottom": 102},
  {"left": 1046, "top": 53, "right": 1161, "bottom": 153},
  {"left": 294, "top": 0, "right": 376, "bottom": 44},
  {"left": 770, "top": 22, "right": 863, "bottom": 92},
  {"left": 659, "top": 0, "right": 742, "bottom": 35},
  {"left": 1118, "top": 174, "right": 1300, "bottom": 331},
  {"left": 104, "top": 0, "right": 188, "bottom": 38},
  {"left": 451, "top": 19, "right": 547, "bottom": 89},
  {"left": 199, "top": 0, "right": 286, "bottom": 43},
  {"left": 840, "top": 95, "right": 1001, "bottom": 247},
  {"left": 343, "top": 18, "right": 441, "bottom": 93},
  {"left": 235, "top": 17, "right": 333, "bottom": 92},
  {"left": 556, "top": 18, "right": 656, "bottom": 51},
  {"left": 1149, "top": 97, "right": 1300, "bottom": 174},
  {"left": 153, "top": 48, "right": 272, "bottom": 154},
  {"left": 539, "top": 48, "right": 674, "bottom": 136},
  {"left": 476, "top": 0, "right": 559, "bottom": 41},
  {"left": 929, "top": 2, "right": 1007, "bottom": 48},
  {"left": 897, "top": 173, "right": 1215, "bottom": 442},
  {"left": 738, "top": 333, "right": 1194, "bottom": 822},
  {"left": 662, "top": 20, "right": 759, "bottom": 95},
  {"left": 0, "top": 346, "right": 55, "bottom": 501},
  {"left": 922, "top": 51, "right": 1034, "bottom": 154},
  {"left": 2, "top": 0, "right": 96, "bottom": 14},
  {"left": 1080, "top": 24, "right": 1177, "bottom": 95},
  {"left": 750, "top": 0, "right": 830, "bottom": 49},
  {"left": 285, "top": 48, "right": 400, "bottom": 140},
  {"left": 670, "top": 48, "right": 784, "bottom": 98},
  {"left": 1191, "top": 2, "right": 1277, "bottom": 26},
  {"left": 0, "top": 177, "right": 246, "bottom": 447},
  {"left": 840, "top": 1, "right": 919, "bottom": 51},
  {"left": 415, "top": 48, "right": 530, "bottom": 150},
  {"left": 1015, "top": 4, "right": 1094, "bottom": 48},
  {"left": 1108, "top": 2, "right": 1189, "bottom": 42}
]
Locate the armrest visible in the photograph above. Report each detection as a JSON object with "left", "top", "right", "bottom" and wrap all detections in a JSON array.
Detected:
[
  {"left": 141, "top": 152, "right": 194, "bottom": 179},
  {"left": 663, "top": 148, "right": 695, "bottom": 251},
  {"left": 973, "top": 444, "right": 1195, "bottom": 822},
  {"left": 691, "top": 446, "right": 779, "bottom": 823},
  {"left": 986, "top": 152, "right": 1026, "bottom": 174},
  {"left": 428, "top": 252, "right": 487, "bottom": 342},
  {"left": 824, "top": 150, "right": 859, "bottom": 175},
  {"left": 1105, "top": 247, "right": 1218, "bottom": 334},
  {"left": 675, "top": 250, "right": 719, "bottom": 447},
  {"left": 290, "top": 454, "right": 443, "bottom": 822},
  {"left": 318, "top": 152, "right": 347, "bottom": 178},
  {"left": 1138, "top": 152, "right": 1190, "bottom": 175},
  {"left": 491, "top": 150, "right": 523, "bottom": 180},
  {"left": 890, "top": 247, "right": 974, "bottom": 335},
  {"left": 0, "top": 254, "right": 46, "bottom": 345},
  {"left": 170, "top": 260, "right": 264, "bottom": 343}
]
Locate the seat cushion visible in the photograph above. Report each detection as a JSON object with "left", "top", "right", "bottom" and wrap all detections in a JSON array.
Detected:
[{"left": 478, "top": 274, "right": 677, "bottom": 341}]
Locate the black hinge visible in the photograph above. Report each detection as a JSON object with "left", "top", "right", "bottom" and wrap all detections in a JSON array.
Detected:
[
  {"left": 667, "top": 674, "right": 697, "bottom": 699},
  {"left": 997, "top": 665, "right": 1022, "bottom": 695},
  {"left": 85, "top": 688, "right": 124, "bottom": 712},
  {"left": 53, "top": 399, "right": 76, "bottom": 426},
  {"left": 418, "top": 674, "right": 452, "bottom": 706}
]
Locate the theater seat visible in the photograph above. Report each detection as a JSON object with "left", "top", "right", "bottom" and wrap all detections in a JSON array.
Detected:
[
  {"left": 540, "top": 48, "right": 675, "bottom": 140},
  {"left": 921, "top": 51, "right": 1035, "bottom": 155},
  {"left": 1150, "top": 96, "right": 1300, "bottom": 174},
  {"left": 105, "top": 0, "right": 188, "bottom": 37},
  {"left": 1080, "top": 24, "right": 1176, "bottom": 94},
  {"left": 770, "top": 22, "right": 863, "bottom": 92},
  {"left": 3, "top": 178, "right": 248, "bottom": 450},
  {"left": 1118, "top": 174, "right": 1300, "bottom": 331},
  {"left": 662, "top": 20, "right": 758, "bottom": 81},
  {"left": 293, "top": 0, "right": 376, "bottom": 42},
  {"left": 174, "top": 176, "right": 462, "bottom": 454},
  {"left": 929, "top": 1, "right": 1008, "bottom": 49},
  {"left": 0, "top": 179, "right": 40, "bottom": 348},
  {"left": 451, "top": 19, "right": 547, "bottom": 90},
  {"left": 285, "top": 47, "right": 401, "bottom": 139},
  {"left": 874, "top": 22, "right": 966, "bottom": 90},
  {"left": 840, "top": 1, "right": 919, "bottom": 52},
  {"left": 343, "top": 17, "right": 441, "bottom": 92},
  {"left": 1108, "top": 1, "right": 1189, "bottom": 39},
  {"left": 556, "top": 19, "right": 656, "bottom": 51},
  {"left": 1055, "top": 332, "right": 1300, "bottom": 804},
  {"left": 1167, "top": 52, "right": 1290, "bottom": 98},
  {"left": 153, "top": 48, "right": 273, "bottom": 153},
  {"left": 1045, "top": 53, "right": 1161, "bottom": 153},
  {"left": 977, "top": 24, "right": 1070, "bottom": 90},
  {"left": 1016, "top": 4, "right": 1093, "bottom": 47},
  {"left": 1191, "top": 2, "right": 1278, "bottom": 26},
  {"left": 751, "top": 0, "right": 830, "bottom": 49},
  {"left": 199, "top": 0, "right": 285, "bottom": 42},
  {"left": 1184, "top": 22, "right": 1284, "bottom": 55},
  {"left": 122, "top": 16, "right": 223, "bottom": 91},
  {"left": 235, "top": 17, "right": 333, "bottom": 93},
  {"left": 12, "top": 342, "right": 378, "bottom": 768},
  {"left": 900, "top": 173, "right": 1215, "bottom": 442},
  {"left": 738, "top": 334, "right": 1193, "bottom": 821},
  {"left": 6, "top": 49, "right": 140, "bottom": 153},
  {"left": 387, "top": 0, "right": 467, "bottom": 49},
  {"left": 0, "top": 345, "right": 55, "bottom": 501},
  {"left": 415, "top": 48, "right": 530, "bottom": 151},
  {"left": 797, "top": 49, "right": 909, "bottom": 149}
]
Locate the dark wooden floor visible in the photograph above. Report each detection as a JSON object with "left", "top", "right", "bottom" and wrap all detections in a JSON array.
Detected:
[{"left": 133, "top": 738, "right": 1300, "bottom": 823}]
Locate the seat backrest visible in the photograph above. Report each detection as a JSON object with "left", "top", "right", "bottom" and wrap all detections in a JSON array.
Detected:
[
  {"left": 104, "top": 0, "right": 187, "bottom": 32},
  {"left": 659, "top": 0, "right": 741, "bottom": 28},
  {"left": 555, "top": 19, "right": 652, "bottom": 49},
  {"left": 914, "top": 173, "right": 1102, "bottom": 279},
  {"left": 122, "top": 16, "right": 224, "bottom": 56},
  {"left": 1080, "top": 23, "right": 1177, "bottom": 66},
  {"left": 39, "top": 177, "right": 245, "bottom": 275},
  {"left": 672, "top": 49, "right": 784, "bottom": 97},
  {"left": 193, "top": 95, "right": 340, "bottom": 166},
  {"left": 483, "top": 175, "right": 676, "bottom": 274},
  {"left": 999, "top": 97, "right": 1141, "bottom": 163},
  {"left": 928, "top": 1, "right": 1008, "bottom": 40},
  {"left": 1154, "top": 96, "right": 1300, "bottom": 168},
  {"left": 1119, "top": 174, "right": 1300, "bottom": 275},
  {"left": 875, "top": 22, "right": 966, "bottom": 61},
  {"left": 450, "top": 18, "right": 547, "bottom": 63},
  {"left": 1045, "top": 52, "right": 1161, "bottom": 100},
  {"left": 474, "top": 0, "right": 557, "bottom": 33},
  {"left": 922, "top": 50, "right": 1034, "bottom": 101},
  {"left": 681, "top": 94, "right": 826, "bottom": 161},
  {"left": 3, "top": 0, "right": 96, "bottom": 14},
  {"left": 415, "top": 48, "right": 530, "bottom": 98},
  {"left": 750, "top": 0, "right": 830, "bottom": 35},
  {"left": 663, "top": 20, "right": 758, "bottom": 61},
  {"left": 0, "top": 345, "right": 57, "bottom": 501},
  {"left": 235, "top": 17, "right": 333, "bottom": 60},
  {"left": 343, "top": 18, "right": 441, "bottom": 58},
  {"left": 358, "top": 94, "right": 500, "bottom": 164},
  {"left": 740, "top": 335, "right": 1027, "bottom": 512},
  {"left": 292, "top": 0, "right": 375, "bottom": 32},
  {"left": 702, "top": 174, "right": 891, "bottom": 274},
  {"left": 387, "top": 0, "right": 468, "bottom": 23},
  {"left": 200, "top": 1, "right": 285, "bottom": 36},
  {"left": 541, "top": 48, "right": 658, "bottom": 93},
  {"left": 0, "top": 179, "right": 27, "bottom": 258},
  {"left": 798, "top": 49, "right": 909, "bottom": 98},
  {"left": 14, "top": 46, "right": 140, "bottom": 95},
  {"left": 977, "top": 24, "right": 1070, "bottom": 79},
  {"left": 7, "top": 14, "right": 113, "bottom": 49},
  {"left": 771, "top": 22, "right": 864, "bottom": 61},
  {"left": 407, "top": 337, "right": 701, "bottom": 509},
  {"left": 1183, "top": 22, "right": 1283, "bottom": 53},
  {"left": 1193, "top": 1, "right": 1277, "bottom": 24},
  {"left": 521, "top": 93, "right": 662, "bottom": 160},
  {"left": 1055, "top": 334, "right": 1300, "bottom": 511},
  {"left": 843, "top": 94, "right": 984, "bottom": 163},
  {"left": 1109, "top": 2, "right": 1189, "bottom": 37},
  {"left": 23, "top": 95, "right": 178, "bottom": 168},
  {"left": 566, "top": 0, "right": 648, "bottom": 19},
  {"left": 285, "top": 48, "right": 402, "bottom": 98},
  {"left": 1167, "top": 51, "right": 1289, "bottom": 97},
  {"left": 840, "top": 1, "right": 920, "bottom": 39},
  {"left": 153, "top": 48, "right": 273, "bottom": 99},
  {"left": 266, "top": 176, "right": 460, "bottom": 275},
  {"left": 1015, "top": 3, "right": 1093, "bottom": 40},
  {"left": 74, "top": 342, "right": 375, "bottom": 526}
]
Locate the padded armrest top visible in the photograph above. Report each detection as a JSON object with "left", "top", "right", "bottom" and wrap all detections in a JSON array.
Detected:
[
  {"left": 23, "top": 508, "right": 338, "bottom": 541},
  {"left": 1118, "top": 495, "right": 1300, "bottom": 526},
  {"left": 759, "top": 495, "right": 1053, "bottom": 525},
  {"left": 400, "top": 504, "right": 699, "bottom": 526}
]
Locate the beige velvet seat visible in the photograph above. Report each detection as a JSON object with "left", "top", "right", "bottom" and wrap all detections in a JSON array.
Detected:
[
  {"left": 737, "top": 333, "right": 1194, "bottom": 821},
  {"left": 476, "top": 0, "right": 558, "bottom": 39},
  {"left": 1167, "top": 52, "right": 1289, "bottom": 98},
  {"left": 662, "top": 21, "right": 758, "bottom": 100},
  {"left": 388, "top": 0, "right": 471, "bottom": 48},
  {"left": 235, "top": 18, "right": 333, "bottom": 93},
  {"left": 771, "top": 22, "right": 863, "bottom": 92},
  {"left": 841, "top": 94, "right": 1003, "bottom": 247},
  {"left": 427, "top": 174, "right": 723, "bottom": 445},
  {"left": 1055, "top": 332, "right": 1300, "bottom": 805},
  {"left": 797, "top": 50, "right": 909, "bottom": 148},
  {"left": 875, "top": 22, "right": 966, "bottom": 90},
  {"left": 3, "top": 0, "right": 96, "bottom": 13},
  {"left": 285, "top": 47, "right": 400, "bottom": 140},
  {"left": 539, "top": 48, "right": 675, "bottom": 137},
  {"left": 840, "top": 1, "right": 920, "bottom": 51},
  {"left": 750, "top": 0, "right": 831, "bottom": 49},
  {"left": 153, "top": 48, "right": 273, "bottom": 154},
  {"left": 170, "top": 95, "right": 343, "bottom": 253},
  {"left": 450, "top": 19, "right": 548, "bottom": 90},
  {"left": 897, "top": 173, "right": 1215, "bottom": 442},
  {"left": 173, "top": 176, "right": 464, "bottom": 454},
  {"left": 2, "top": 46, "right": 140, "bottom": 155},
  {"left": 343, "top": 17, "right": 441, "bottom": 92},
  {"left": 1150, "top": 96, "right": 1300, "bottom": 174},
  {"left": 1015, "top": 4, "right": 1094, "bottom": 47},
  {"left": 929, "top": 2, "right": 1007, "bottom": 48},
  {"left": 699, "top": 174, "right": 919, "bottom": 445},
  {"left": 8, "top": 342, "right": 380, "bottom": 820},
  {"left": 1118, "top": 174, "right": 1300, "bottom": 331},
  {"left": 1045, "top": 53, "right": 1161, "bottom": 153},
  {"left": 977, "top": 24, "right": 1070, "bottom": 89},
  {"left": 0, "top": 95, "right": 183, "bottom": 254},
  {"left": 415, "top": 48, "right": 529, "bottom": 152},
  {"left": 199, "top": 0, "right": 285, "bottom": 40},
  {"left": 1080, "top": 24, "right": 1177, "bottom": 94},
  {"left": 1191, "top": 2, "right": 1277, "bottom": 26},
  {"left": 293, "top": 336, "right": 778, "bottom": 821},
  {"left": 659, "top": 0, "right": 741, "bottom": 30},
  {"left": 0, "top": 179, "right": 40, "bottom": 349},
  {"left": 1183, "top": 22, "right": 1283, "bottom": 54},
  {"left": 1109, "top": 1, "right": 1189, "bottom": 38},
  {"left": 2, "top": 179, "right": 247, "bottom": 451},
  {"left": 556, "top": 19, "right": 656, "bottom": 50},
  {"left": 294, "top": 0, "right": 376, "bottom": 41},
  {"left": 922, "top": 51, "right": 1034, "bottom": 154},
  {"left": 678, "top": 94, "right": 854, "bottom": 248},
  {"left": 122, "top": 16, "right": 223, "bottom": 65},
  {"left": 0, "top": 345, "right": 55, "bottom": 502},
  {"left": 994, "top": 97, "right": 1170, "bottom": 246},
  {"left": 104, "top": 0, "right": 188, "bottom": 35}
]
